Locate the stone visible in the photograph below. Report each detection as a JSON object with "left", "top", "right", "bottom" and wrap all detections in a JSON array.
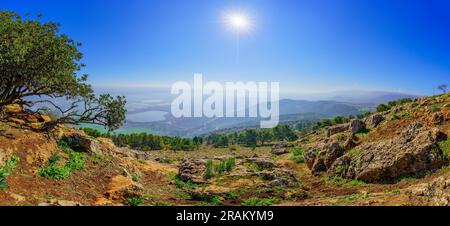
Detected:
[
  {"left": 271, "top": 148, "right": 289, "bottom": 155},
  {"left": 178, "top": 158, "right": 207, "bottom": 183},
  {"left": 105, "top": 175, "right": 144, "bottom": 200},
  {"left": 431, "top": 112, "right": 445, "bottom": 125},
  {"left": 349, "top": 119, "right": 366, "bottom": 134},
  {"left": 327, "top": 124, "right": 349, "bottom": 137}
]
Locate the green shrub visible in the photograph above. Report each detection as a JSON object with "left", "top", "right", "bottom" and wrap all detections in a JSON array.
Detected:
[
  {"left": 376, "top": 104, "right": 390, "bottom": 112},
  {"left": 38, "top": 145, "right": 85, "bottom": 180},
  {"left": 438, "top": 139, "right": 450, "bottom": 160},
  {"left": 224, "top": 158, "right": 236, "bottom": 172},
  {"left": 391, "top": 113, "right": 400, "bottom": 120},
  {"left": 290, "top": 156, "right": 305, "bottom": 164},
  {"left": 124, "top": 197, "right": 144, "bottom": 206},
  {"left": 292, "top": 149, "right": 305, "bottom": 156},
  {"left": 0, "top": 156, "right": 20, "bottom": 189},
  {"left": 431, "top": 105, "right": 441, "bottom": 113},
  {"left": 204, "top": 160, "right": 214, "bottom": 180}
]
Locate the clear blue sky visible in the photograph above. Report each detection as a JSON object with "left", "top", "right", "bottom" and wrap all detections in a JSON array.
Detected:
[{"left": 3, "top": 0, "right": 450, "bottom": 95}]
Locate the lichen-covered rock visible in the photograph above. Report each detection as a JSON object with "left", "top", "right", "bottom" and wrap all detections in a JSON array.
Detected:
[{"left": 328, "top": 123, "right": 448, "bottom": 182}]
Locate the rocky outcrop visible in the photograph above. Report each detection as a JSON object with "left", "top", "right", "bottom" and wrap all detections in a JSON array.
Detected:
[
  {"left": 178, "top": 158, "right": 207, "bottom": 183},
  {"left": 349, "top": 119, "right": 366, "bottom": 134},
  {"left": 407, "top": 176, "right": 450, "bottom": 206},
  {"left": 431, "top": 112, "right": 445, "bottom": 125},
  {"left": 246, "top": 158, "right": 277, "bottom": 170},
  {"left": 366, "top": 114, "right": 385, "bottom": 128},
  {"left": 306, "top": 142, "right": 345, "bottom": 175},
  {"left": 327, "top": 124, "right": 349, "bottom": 137},
  {"left": 328, "top": 123, "right": 448, "bottom": 182},
  {"left": 257, "top": 170, "right": 299, "bottom": 187}
]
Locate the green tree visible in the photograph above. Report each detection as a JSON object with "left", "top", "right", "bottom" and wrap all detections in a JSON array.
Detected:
[{"left": 0, "top": 11, "right": 126, "bottom": 131}]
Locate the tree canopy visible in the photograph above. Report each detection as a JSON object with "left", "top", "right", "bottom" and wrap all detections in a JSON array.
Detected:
[{"left": 0, "top": 11, "right": 126, "bottom": 131}]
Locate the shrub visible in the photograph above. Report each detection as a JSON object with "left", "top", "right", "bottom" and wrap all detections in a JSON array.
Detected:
[
  {"left": 376, "top": 104, "right": 390, "bottom": 112},
  {"left": 204, "top": 160, "right": 214, "bottom": 180},
  {"left": 224, "top": 158, "right": 236, "bottom": 172},
  {"left": 0, "top": 156, "right": 20, "bottom": 189},
  {"left": 292, "top": 149, "right": 305, "bottom": 156},
  {"left": 124, "top": 197, "right": 144, "bottom": 206},
  {"left": 38, "top": 142, "right": 85, "bottom": 180},
  {"left": 290, "top": 156, "right": 305, "bottom": 164}
]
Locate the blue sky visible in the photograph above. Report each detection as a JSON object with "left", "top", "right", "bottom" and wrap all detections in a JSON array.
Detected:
[{"left": 3, "top": 0, "right": 450, "bottom": 95}]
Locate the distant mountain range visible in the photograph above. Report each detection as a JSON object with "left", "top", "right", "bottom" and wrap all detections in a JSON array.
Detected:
[{"left": 92, "top": 87, "right": 420, "bottom": 137}]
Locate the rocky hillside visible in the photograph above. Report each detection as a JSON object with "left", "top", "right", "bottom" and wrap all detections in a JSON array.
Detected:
[{"left": 0, "top": 93, "right": 449, "bottom": 206}]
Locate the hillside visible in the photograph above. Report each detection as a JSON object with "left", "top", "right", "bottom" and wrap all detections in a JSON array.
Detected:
[{"left": 0, "top": 93, "right": 449, "bottom": 206}]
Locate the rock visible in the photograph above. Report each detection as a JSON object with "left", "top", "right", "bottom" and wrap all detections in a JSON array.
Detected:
[
  {"left": 305, "top": 149, "right": 318, "bottom": 169},
  {"left": 8, "top": 118, "right": 26, "bottom": 125},
  {"left": 105, "top": 175, "right": 144, "bottom": 200},
  {"left": 247, "top": 158, "right": 277, "bottom": 170},
  {"left": 311, "top": 153, "right": 327, "bottom": 176},
  {"left": 3, "top": 104, "right": 23, "bottom": 114},
  {"left": 65, "top": 134, "right": 101, "bottom": 153},
  {"left": 39, "top": 114, "right": 52, "bottom": 123},
  {"left": 272, "top": 141, "right": 293, "bottom": 149},
  {"left": 257, "top": 170, "right": 299, "bottom": 187},
  {"left": 343, "top": 136, "right": 357, "bottom": 150},
  {"left": 178, "top": 158, "right": 207, "bottom": 183},
  {"left": 271, "top": 149, "right": 289, "bottom": 155},
  {"left": 329, "top": 123, "right": 448, "bottom": 182},
  {"left": 327, "top": 124, "right": 349, "bottom": 137},
  {"left": 407, "top": 176, "right": 450, "bottom": 206},
  {"left": 366, "top": 114, "right": 384, "bottom": 128},
  {"left": 38, "top": 199, "right": 83, "bottom": 206},
  {"left": 324, "top": 142, "right": 344, "bottom": 168},
  {"left": 349, "top": 119, "right": 366, "bottom": 134},
  {"left": 431, "top": 112, "right": 445, "bottom": 125}
]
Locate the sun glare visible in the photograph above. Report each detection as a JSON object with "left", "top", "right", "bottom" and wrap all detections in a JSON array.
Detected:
[{"left": 224, "top": 11, "right": 252, "bottom": 34}]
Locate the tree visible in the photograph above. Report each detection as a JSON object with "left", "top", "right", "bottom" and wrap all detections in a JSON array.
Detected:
[
  {"left": 438, "top": 84, "right": 448, "bottom": 94},
  {"left": 0, "top": 11, "right": 126, "bottom": 131},
  {"left": 258, "top": 129, "right": 274, "bottom": 146}
]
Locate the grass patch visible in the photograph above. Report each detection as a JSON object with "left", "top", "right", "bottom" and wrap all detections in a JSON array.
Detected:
[
  {"left": 326, "top": 176, "right": 365, "bottom": 188},
  {"left": 0, "top": 155, "right": 20, "bottom": 189},
  {"left": 204, "top": 158, "right": 236, "bottom": 179},
  {"left": 335, "top": 193, "right": 370, "bottom": 206}
]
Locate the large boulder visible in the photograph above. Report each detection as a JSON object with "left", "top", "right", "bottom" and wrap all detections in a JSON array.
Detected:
[
  {"left": 367, "top": 114, "right": 385, "bottom": 128},
  {"left": 349, "top": 119, "right": 366, "bottom": 134},
  {"left": 328, "top": 123, "right": 448, "bottom": 182},
  {"left": 64, "top": 134, "right": 102, "bottom": 153},
  {"left": 324, "top": 142, "right": 344, "bottom": 168}
]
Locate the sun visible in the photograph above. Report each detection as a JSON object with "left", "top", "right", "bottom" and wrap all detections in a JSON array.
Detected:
[{"left": 224, "top": 11, "right": 253, "bottom": 34}]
